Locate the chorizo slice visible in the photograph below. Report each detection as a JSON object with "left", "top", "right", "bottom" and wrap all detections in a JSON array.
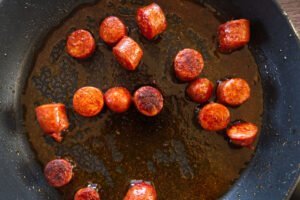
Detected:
[
  {"left": 136, "top": 3, "right": 167, "bottom": 40},
  {"left": 227, "top": 122, "right": 258, "bottom": 147},
  {"left": 218, "top": 19, "right": 250, "bottom": 53},
  {"left": 104, "top": 87, "right": 132, "bottom": 113},
  {"left": 133, "top": 86, "right": 163, "bottom": 117},
  {"left": 124, "top": 182, "right": 157, "bottom": 200},
  {"left": 99, "top": 16, "right": 127, "bottom": 45},
  {"left": 44, "top": 159, "right": 73, "bottom": 187},
  {"left": 217, "top": 78, "right": 250, "bottom": 106},
  {"left": 174, "top": 48, "right": 204, "bottom": 82},
  {"left": 186, "top": 78, "right": 214, "bottom": 103},
  {"left": 198, "top": 103, "right": 230, "bottom": 131},
  {"left": 74, "top": 187, "right": 101, "bottom": 200},
  {"left": 35, "top": 103, "right": 69, "bottom": 142},
  {"left": 67, "top": 29, "right": 96, "bottom": 59},
  {"left": 113, "top": 36, "right": 143, "bottom": 71},
  {"left": 73, "top": 86, "right": 104, "bottom": 117}
]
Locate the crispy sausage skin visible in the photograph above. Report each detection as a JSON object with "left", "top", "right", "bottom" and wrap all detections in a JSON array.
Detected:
[
  {"left": 99, "top": 16, "right": 127, "bottom": 45},
  {"left": 73, "top": 86, "right": 104, "bottom": 117},
  {"left": 74, "top": 187, "right": 101, "bottom": 200},
  {"left": 104, "top": 87, "right": 132, "bottom": 113},
  {"left": 133, "top": 86, "right": 163, "bottom": 117},
  {"left": 186, "top": 78, "right": 213, "bottom": 103},
  {"left": 217, "top": 78, "right": 250, "bottom": 106},
  {"left": 35, "top": 103, "right": 69, "bottom": 142},
  {"left": 218, "top": 19, "right": 250, "bottom": 53},
  {"left": 174, "top": 48, "right": 204, "bottom": 82},
  {"left": 227, "top": 122, "right": 258, "bottom": 147},
  {"left": 136, "top": 3, "right": 167, "bottom": 40},
  {"left": 67, "top": 29, "right": 96, "bottom": 59},
  {"left": 44, "top": 159, "right": 73, "bottom": 187},
  {"left": 198, "top": 103, "right": 230, "bottom": 131},
  {"left": 124, "top": 182, "right": 157, "bottom": 200},
  {"left": 113, "top": 36, "right": 143, "bottom": 71}
]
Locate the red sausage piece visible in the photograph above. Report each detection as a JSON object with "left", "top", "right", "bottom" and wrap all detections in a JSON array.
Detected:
[
  {"left": 113, "top": 36, "right": 143, "bottom": 71},
  {"left": 174, "top": 48, "right": 204, "bottom": 82},
  {"left": 218, "top": 19, "right": 250, "bottom": 52},
  {"left": 35, "top": 103, "right": 69, "bottom": 142},
  {"left": 99, "top": 16, "right": 127, "bottom": 45},
  {"left": 198, "top": 103, "right": 230, "bottom": 131},
  {"left": 136, "top": 3, "right": 167, "bottom": 40},
  {"left": 74, "top": 187, "right": 101, "bottom": 200},
  {"left": 124, "top": 182, "right": 157, "bottom": 200},
  {"left": 186, "top": 78, "right": 214, "bottom": 103},
  {"left": 104, "top": 87, "right": 132, "bottom": 113},
  {"left": 44, "top": 159, "right": 73, "bottom": 187},
  {"left": 134, "top": 86, "right": 163, "bottom": 117},
  {"left": 73, "top": 86, "right": 104, "bottom": 117},
  {"left": 217, "top": 78, "right": 250, "bottom": 106},
  {"left": 227, "top": 122, "right": 258, "bottom": 147},
  {"left": 67, "top": 29, "right": 96, "bottom": 59}
]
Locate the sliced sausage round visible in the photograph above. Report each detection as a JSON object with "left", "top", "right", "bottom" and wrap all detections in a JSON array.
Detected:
[
  {"left": 198, "top": 103, "right": 230, "bottom": 131},
  {"left": 74, "top": 187, "right": 101, "bottom": 200},
  {"left": 44, "top": 159, "right": 73, "bottom": 187},
  {"left": 174, "top": 48, "right": 204, "bottom": 82},
  {"left": 113, "top": 36, "right": 143, "bottom": 71},
  {"left": 104, "top": 87, "right": 132, "bottom": 113},
  {"left": 73, "top": 86, "right": 104, "bottom": 117},
  {"left": 134, "top": 86, "right": 163, "bottom": 117},
  {"left": 124, "top": 182, "right": 157, "bottom": 200},
  {"left": 218, "top": 19, "right": 250, "bottom": 53},
  {"left": 227, "top": 122, "right": 258, "bottom": 147},
  {"left": 136, "top": 3, "right": 167, "bottom": 40},
  {"left": 35, "top": 103, "right": 69, "bottom": 142},
  {"left": 67, "top": 29, "right": 96, "bottom": 59},
  {"left": 186, "top": 78, "right": 214, "bottom": 103},
  {"left": 99, "top": 16, "right": 127, "bottom": 45},
  {"left": 217, "top": 78, "right": 250, "bottom": 106}
]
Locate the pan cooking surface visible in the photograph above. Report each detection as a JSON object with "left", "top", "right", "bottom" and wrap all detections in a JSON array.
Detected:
[{"left": 22, "top": 0, "right": 263, "bottom": 199}]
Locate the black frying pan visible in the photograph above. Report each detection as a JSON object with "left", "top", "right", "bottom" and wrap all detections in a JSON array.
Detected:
[{"left": 0, "top": 0, "right": 299, "bottom": 199}]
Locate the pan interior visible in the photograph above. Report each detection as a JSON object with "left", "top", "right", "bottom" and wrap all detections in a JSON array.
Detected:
[{"left": 21, "top": 0, "right": 263, "bottom": 199}]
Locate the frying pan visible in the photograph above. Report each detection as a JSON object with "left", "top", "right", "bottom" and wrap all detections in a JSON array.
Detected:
[{"left": 0, "top": 0, "right": 299, "bottom": 199}]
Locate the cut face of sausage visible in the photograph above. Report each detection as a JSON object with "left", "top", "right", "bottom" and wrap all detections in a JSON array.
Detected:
[
  {"left": 44, "top": 159, "right": 73, "bottom": 187},
  {"left": 217, "top": 78, "right": 250, "bottom": 106},
  {"left": 99, "top": 16, "right": 127, "bottom": 45},
  {"left": 198, "top": 103, "right": 230, "bottom": 131},
  {"left": 113, "top": 36, "right": 143, "bottom": 71},
  {"left": 66, "top": 29, "right": 96, "bottom": 59},
  {"left": 124, "top": 182, "right": 157, "bottom": 200},
  {"left": 35, "top": 103, "right": 69, "bottom": 142},
  {"left": 73, "top": 86, "right": 104, "bottom": 117},
  {"left": 104, "top": 87, "right": 132, "bottom": 113},
  {"left": 74, "top": 187, "right": 101, "bottom": 200},
  {"left": 227, "top": 122, "right": 258, "bottom": 147},
  {"left": 133, "top": 86, "right": 164, "bottom": 117},
  {"left": 186, "top": 78, "right": 214, "bottom": 103},
  {"left": 174, "top": 48, "right": 204, "bottom": 82},
  {"left": 136, "top": 3, "right": 167, "bottom": 40},
  {"left": 218, "top": 19, "right": 250, "bottom": 53}
]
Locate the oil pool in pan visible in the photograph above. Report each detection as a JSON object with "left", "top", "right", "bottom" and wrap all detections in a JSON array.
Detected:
[{"left": 22, "top": 0, "right": 263, "bottom": 199}]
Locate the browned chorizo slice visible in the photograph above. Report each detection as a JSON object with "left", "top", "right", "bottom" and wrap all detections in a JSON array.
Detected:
[
  {"left": 67, "top": 29, "right": 96, "bottom": 59},
  {"left": 136, "top": 3, "right": 167, "bottom": 40},
  {"left": 99, "top": 16, "right": 127, "bottom": 45},
  {"left": 44, "top": 159, "right": 73, "bottom": 187},
  {"left": 217, "top": 78, "right": 250, "bottom": 106},
  {"left": 186, "top": 78, "right": 214, "bottom": 103},
  {"left": 198, "top": 103, "right": 230, "bottom": 131},
  {"left": 73, "top": 86, "right": 104, "bottom": 117},
  {"left": 104, "top": 87, "right": 132, "bottom": 113},
  {"left": 174, "top": 48, "right": 204, "bottom": 82},
  {"left": 124, "top": 182, "right": 157, "bottom": 200},
  {"left": 227, "top": 122, "right": 258, "bottom": 147},
  {"left": 133, "top": 86, "right": 163, "bottom": 117},
  {"left": 74, "top": 187, "right": 101, "bottom": 200}
]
